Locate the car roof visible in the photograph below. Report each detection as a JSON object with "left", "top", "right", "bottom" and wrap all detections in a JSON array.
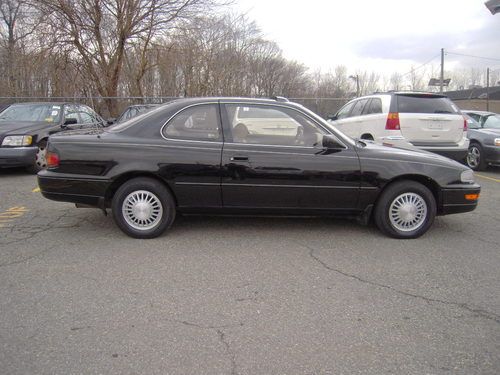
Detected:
[{"left": 8, "top": 102, "right": 75, "bottom": 106}]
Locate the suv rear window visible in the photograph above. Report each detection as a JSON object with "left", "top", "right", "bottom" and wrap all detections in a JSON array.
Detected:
[{"left": 396, "top": 95, "right": 459, "bottom": 114}]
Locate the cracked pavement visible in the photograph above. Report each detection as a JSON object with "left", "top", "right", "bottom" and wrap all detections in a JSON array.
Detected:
[{"left": 0, "top": 167, "right": 499, "bottom": 374}]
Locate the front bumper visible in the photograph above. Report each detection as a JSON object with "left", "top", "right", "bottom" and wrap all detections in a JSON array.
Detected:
[
  {"left": 37, "top": 172, "right": 110, "bottom": 208},
  {"left": 439, "top": 183, "right": 481, "bottom": 215},
  {"left": 483, "top": 145, "right": 500, "bottom": 166},
  {"left": 0, "top": 146, "right": 37, "bottom": 167}
]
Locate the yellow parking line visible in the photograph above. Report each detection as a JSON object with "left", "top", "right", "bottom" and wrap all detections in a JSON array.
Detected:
[
  {"left": 475, "top": 174, "right": 500, "bottom": 183},
  {"left": 32, "top": 187, "right": 40, "bottom": 193}
]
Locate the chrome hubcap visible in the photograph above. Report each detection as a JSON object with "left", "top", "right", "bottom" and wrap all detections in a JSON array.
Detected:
[
  {"left": 467, "top": 147, "right": 480, "bottom": 168},
  {"left": 36, "top": 146, "right": 47, "bottom": 168},
  {"left": 122, "top": 190, "right": 163, "bottom": 231},
  {"left": 389, "top": 193, "right": 427, "bottom": 232}
]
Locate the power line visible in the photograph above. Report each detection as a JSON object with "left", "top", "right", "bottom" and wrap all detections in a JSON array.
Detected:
[
  {"left": 446, "top": 51, "right": 500, "bottom": 62},
  {"left": 400, "top": 54, "right": 440, "bottom": 77}
]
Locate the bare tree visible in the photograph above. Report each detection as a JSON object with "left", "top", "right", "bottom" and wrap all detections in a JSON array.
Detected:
[{"left": 36, "top": 0, "right": 220, "bottom": 115}]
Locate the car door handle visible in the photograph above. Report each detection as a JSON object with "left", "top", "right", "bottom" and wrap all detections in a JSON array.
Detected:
[{"left": 230, "top": 156, "right": 249, "bottom": 161}]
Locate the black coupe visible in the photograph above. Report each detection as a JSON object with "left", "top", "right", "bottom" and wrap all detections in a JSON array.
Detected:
[{"left": 38, "top": 97, "right": 480, "bottom": 239}]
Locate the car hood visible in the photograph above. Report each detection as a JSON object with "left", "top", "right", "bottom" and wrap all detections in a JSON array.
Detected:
[
  {"left": 358, "top": 140, "right": 467, "bottom": 169},
  {"left": 0, "top": 121, "right": 53, "bottom": 137},
  {"left": 468, "top": 128, "right": 500, "bottom": 136}
]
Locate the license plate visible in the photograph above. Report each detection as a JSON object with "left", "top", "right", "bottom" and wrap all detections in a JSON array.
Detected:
[{"left": 428, "top": 123, "right": 443, "bottom": 129}]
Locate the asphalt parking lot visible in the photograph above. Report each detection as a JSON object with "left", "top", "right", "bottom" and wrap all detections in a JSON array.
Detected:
[{"left": 0, "top": 168, "right": 499, "bottom": 375}]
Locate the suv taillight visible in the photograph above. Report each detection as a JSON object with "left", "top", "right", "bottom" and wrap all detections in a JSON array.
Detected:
[
  {"left": 463, "top": 116, "right": 468, "bottom": 131},
  {"left": 386, "top": 112, "right": 400, "bottom": 130},
  {"left": 46, "top": 150, "right": 60, "bottom": 168}
]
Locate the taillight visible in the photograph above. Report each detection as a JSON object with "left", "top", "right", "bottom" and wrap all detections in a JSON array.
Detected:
[
  {"left": 386, "top": 112, "right": 400, "bottom": 130},
  {"left": 46, "top": 150, "right": 60, "bottom": 168},
  {"left": 463, "top": 116, "right": 468, "bottom": 131}
]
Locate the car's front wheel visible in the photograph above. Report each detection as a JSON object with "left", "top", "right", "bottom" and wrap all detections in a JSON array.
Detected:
[
  {"left": 374, "top": 180, "right": 436, "bottom": 239},
  {"left": 111, "top": 177, "right": 176, "bottom": 238},
  {"left": 466, "top": 143, "right": 487, "bottom": 171}
]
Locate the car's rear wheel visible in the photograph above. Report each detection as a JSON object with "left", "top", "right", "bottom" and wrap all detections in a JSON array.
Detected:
[
  {"left": 466, "top": 143, "right": 486, "bottom": 171},
  {"left": 111, "top": 177, "right": 175, "bottom": 238},
  {"left": 374, "top": 180, "right": 436, "bottom": 239}
]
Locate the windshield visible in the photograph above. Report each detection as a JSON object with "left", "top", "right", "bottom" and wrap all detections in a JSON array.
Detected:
[
  {"left": 483, "top": 114, "right": 500, "bottom": 129},
  {"left": 0, "top": 104, "right": 62, "bottom": 123}
]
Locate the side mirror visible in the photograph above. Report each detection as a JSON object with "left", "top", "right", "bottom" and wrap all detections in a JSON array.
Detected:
[
  {"left": 63, "top": 117, "right": 78, "bottom": 126},
  {"left": 327, "top": 114, "right": 338, "bottom": 121},
  {"left": 107, "top": 118, "right": 116, "bottom": 125},
  {"left": 322, "top": 134, "right": 345, "bottom": 150}
]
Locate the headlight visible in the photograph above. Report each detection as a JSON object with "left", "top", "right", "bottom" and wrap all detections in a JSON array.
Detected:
[
  {"left": 1, "top": 135, "right": 33, "bottom": 147},
  {"left": 460, "top": 169, "right": 475, "bottom": 184},
  {"left": 494, "top": 138, "right": 500, "bottom": 146}
]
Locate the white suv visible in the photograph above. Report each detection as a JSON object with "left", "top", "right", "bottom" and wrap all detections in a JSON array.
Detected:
[{"left": 327, "top": 92, "right": 469, "bottom": 161}]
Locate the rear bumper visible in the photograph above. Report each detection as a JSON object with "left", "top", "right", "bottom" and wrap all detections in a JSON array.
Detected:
[
  {"left": 439, "top": 183, "right": 481, "bottom": 215},
  {"left": 37, "top": 172, "right": 110, "bottom": 208},
  {"left": 0, "top": 146, "right": 37, "bottom": 167}
]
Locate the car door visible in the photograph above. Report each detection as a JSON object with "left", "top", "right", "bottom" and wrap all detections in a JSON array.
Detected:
[
  {"left": 333, "top": 99, "right": 369, "bottom": 138},
  {"left": 220, "top": 102, "right": 361, "bottom": 212},
  {"left": 160, "top": 102, "right": 223, "bottom": 209}
]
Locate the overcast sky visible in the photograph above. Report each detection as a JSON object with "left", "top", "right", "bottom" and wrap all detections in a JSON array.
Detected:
[{"left": 234, "top": 0, "right": 500, "bottom": 76}]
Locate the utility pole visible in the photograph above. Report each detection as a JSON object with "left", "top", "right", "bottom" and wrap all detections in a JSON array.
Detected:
[
  {"left": 349, "top": 75, "right": 360, "bottom": 97},
  {"left": 486, "top": 67, "right": 490, "bottom": 111},
  {"left": 440, "top": 48, "right": 445, "bottom": 93}
]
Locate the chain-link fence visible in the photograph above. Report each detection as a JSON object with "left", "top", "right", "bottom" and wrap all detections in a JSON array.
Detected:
[{"left": 0, "top": 96, "right": 351, "bottom": 119}]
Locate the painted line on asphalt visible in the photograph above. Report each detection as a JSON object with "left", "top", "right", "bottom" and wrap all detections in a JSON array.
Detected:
[
  {"left": 0, "top": 207, "right": 29, "bottom": 228},
  {"left": 32, "top": 187, "right": 40, "bottom": 193},
  {"left": 475, "top": 174, "right": 500, "bottom": 183}
]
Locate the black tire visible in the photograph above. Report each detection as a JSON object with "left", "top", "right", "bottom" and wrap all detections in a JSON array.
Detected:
[
  {"left": 374, "top": 180, "right": 436, "bottom": 239},
  {"left": 111, "top": 177, "right": 176, "bottom": 239},
  {"left": 466, "top": 142, "right": 487, "bottom": 171}
]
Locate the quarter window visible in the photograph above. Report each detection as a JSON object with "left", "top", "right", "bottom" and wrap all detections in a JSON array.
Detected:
[
  {"left": 225, "top": 104, "right": 325, "bottom": 147},
  {"left": 163, "top": 104, "right": 220, "bottom": 141}
]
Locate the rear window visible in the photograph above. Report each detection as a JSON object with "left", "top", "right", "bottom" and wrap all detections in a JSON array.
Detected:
[{"left": 396, "top": 95, "right": 459, "bottom": 114}]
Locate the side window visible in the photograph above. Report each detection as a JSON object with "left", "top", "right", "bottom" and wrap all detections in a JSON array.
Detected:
[
  {"left": 350, "top": 99, "right": 369, "bottom": 117},
  {"left": 225, "top": 104, "right": 325, "bottom": 147},
  {"left": 336, "top": 102, "right": 355, "bottom": 120},
  {"left": 64, "top": 104, "right": 80, "bottom": 123},
  {"left": 163, "top": 104, "right": 220, "bottom": 141},
  {"left": 364, "top": 98, "right": 382, "bottom": 115}
]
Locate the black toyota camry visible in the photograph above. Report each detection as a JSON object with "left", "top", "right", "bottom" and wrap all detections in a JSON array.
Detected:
[{"left": 38, "top": 97, "right": 480, "bottom": 239}]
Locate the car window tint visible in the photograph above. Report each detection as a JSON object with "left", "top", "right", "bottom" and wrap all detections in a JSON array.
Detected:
[
  {"left": 365, "top": 98, "right": 382, "bottom": 114},
  {"left": 225, "top": 104, "right": 325, "bottom": 147},
  {"left": 483, "top": 115, "right": 500, "bottom": 129},
  {"left": 336, "top": 102, "right": 354, "bottom": 120},
  {"left": 397, "top": 95, "right": 459, "bottom": 114},
  {"left": 350, "top": 99, "right": 368, "bottom": 117},
  {"left": 163, "top": 104, "right": 220, "bottom": 141}
]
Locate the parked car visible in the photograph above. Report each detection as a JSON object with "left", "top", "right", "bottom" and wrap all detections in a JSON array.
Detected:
[
  {"left": 327, "top": 92, "right": 469, "bottom": 161},
  {"left": 113, "top": 104, "right": 159, "bottom": 124},
  {"left": 462, "top": 110, "right": 500, "bottom": 170},
  {"left": 38, "top": 97, "right": 480, "bottom": 239},
  {"left": 0, "top": 102, "right": 105, "bottom": 172}
]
